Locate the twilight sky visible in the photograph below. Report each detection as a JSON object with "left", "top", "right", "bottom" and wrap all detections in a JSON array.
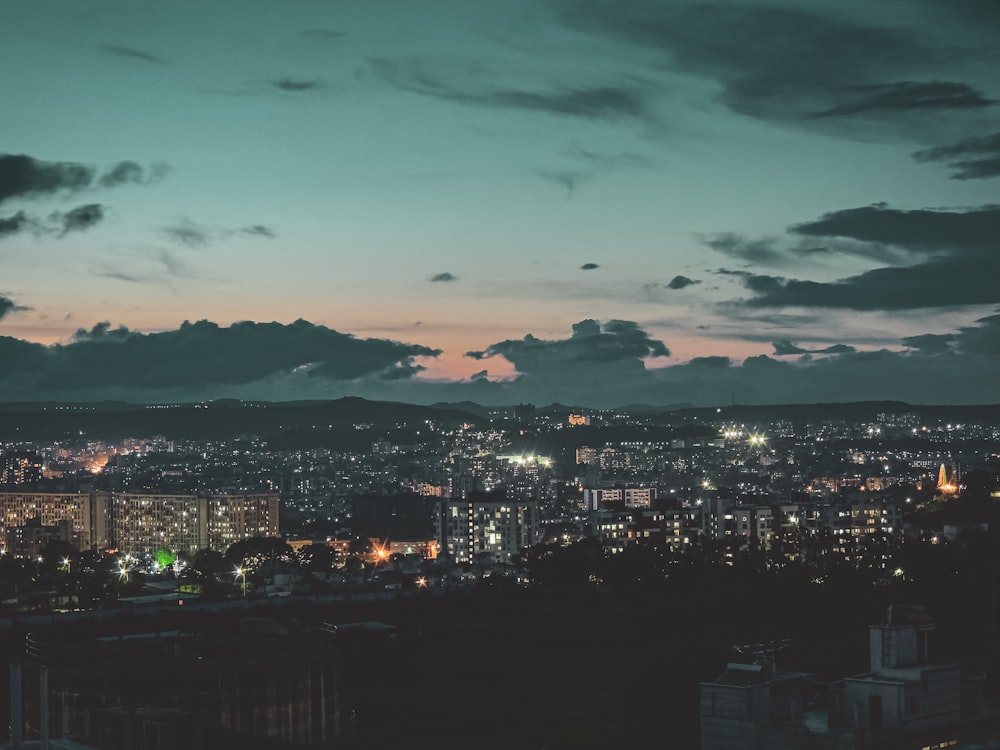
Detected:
[{"left": 1, "top": 0, "right": 999, "bottom": 407}]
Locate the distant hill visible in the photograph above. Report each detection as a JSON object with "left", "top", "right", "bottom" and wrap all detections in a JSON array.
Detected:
[
  {"left": 0, "top": 397, "right": 484, "bottom": 442},
  {"left": 0, "top": 398, "right": 997, "bottom": 445}
]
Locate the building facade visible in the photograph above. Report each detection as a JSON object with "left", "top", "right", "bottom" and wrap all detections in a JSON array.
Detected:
[{"left": 0, "top": 491, "right": 278, "bottom": 556}]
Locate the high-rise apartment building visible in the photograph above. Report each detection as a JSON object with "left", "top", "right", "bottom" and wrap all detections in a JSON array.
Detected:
[
  {"left": 436, "top": 496, "right": 537, "bottom": 564},
  {"left": 0, "top": 491, "right": 278, "bottom": 556}
]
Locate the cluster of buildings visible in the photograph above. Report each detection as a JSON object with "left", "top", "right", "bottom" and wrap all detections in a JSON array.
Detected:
[{"left": 0, "top": 490, "right": 278, "bottom": 557}]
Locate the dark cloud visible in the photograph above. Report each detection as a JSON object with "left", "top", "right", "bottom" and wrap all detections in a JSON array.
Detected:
[
  {"left": 739, "top": 262, "right": 998, "bottom": 311},
  {"left": 901, "top": 332, "right": 956, "bottom": 355},
  {"left": 772, "top": 341, "right": 857, "bottom": 356},
  {"left": 0, "top": 211, "right": 34, "bottom": 238},
  {"left": 0, "top": 319, "right": 440, "bottom": 398},
  {"left": 810, "top": 81, "right": 995, "bottom": 118},
  {"left": 271, "top": 78, "right": 323, "bottom": 92},
  {"left": 0, "top": 154, "right": 94, "bottom": 205},
  {"left": 0, "top": 154, "right": 164, "bottom": 209},
  {"left": 450, "top": 317, "right": 1000, "bottom": 406},
  {"left": 99, "top": 44, "right": 167, "bottom": 65},
  {"left": 727, "top": 204, "right": 1000, "bottom": 310},
  {"left": 0, "top": 204, "right": 105, "bottom": 241},
  {"left": 467, "top": 319, "right": 669, "bottom": 377},
  {"left": 370, "top": 57, "right": 648, "bottom": 121},
  {"left": 560, "top": 3, "right": 932, "bottom": 121},
  {"left": 667, "top": 275, "right": 699, "bottom": 290},
  {"left": 429, "top": 272, "right": 457, "bottom": 282},
  {"left": 791, "top": 204, "right": 998, "bottom": 256},
  {"left": 688, "top": 356, "right": 731, "bottom": 368},
  {"left": 580, "top": 263, "right": 599, "bottom": 270},
  {"left": 912, "top": 131, "right": 1000, "bottom": 179},
  {"left": 57, "top": 204, "right": 105, "bottom": 235},
  {"left": 0, "top": 296, "right": 30, "bottom": 321}
]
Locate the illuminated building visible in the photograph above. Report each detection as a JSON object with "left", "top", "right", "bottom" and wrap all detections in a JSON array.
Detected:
[
  {"left": 568, "top": 414, "right": 591, "bottom": 426},
  {"left": 0, "top": 491, "right": 110, "bottom": 550},
  {"left": 0, "top": 491, "right": 277, "bottom": 556},
  {"left": 436, "top": 494, "right": 538, "bottom": 564},
  {"left": 1, "top": 451, "right": 43, "bottom": 485},
  {"left": 5, "top": 516, "right": 74, "bottom": 559},
  {"left": 113, "top": 492, "right": 279, "bottom": 555},
  {"left": 582, "top": 487, "right": 656, "bottom": 511}
]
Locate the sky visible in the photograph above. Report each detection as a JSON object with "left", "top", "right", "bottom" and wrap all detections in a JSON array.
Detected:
[{"left": 1, "top": 0, "right": 999, "bottom": 407}]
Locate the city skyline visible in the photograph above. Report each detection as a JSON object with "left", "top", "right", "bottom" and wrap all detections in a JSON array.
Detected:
[{"left": 2, "top": 0, "right": 999, "bottom": 406}]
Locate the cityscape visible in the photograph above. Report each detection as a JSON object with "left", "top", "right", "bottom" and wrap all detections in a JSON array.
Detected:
[
  {"left": 0, "top": 399, "right": 998, "bottom": 747},
  {"left": 4, "top": 0, "right": 1000, "bottom": 747}
]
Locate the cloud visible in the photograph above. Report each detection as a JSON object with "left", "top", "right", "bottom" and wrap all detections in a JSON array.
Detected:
[
  {"left": 57, "top": 203, "right": 105, "bottom": 235},
  {"left": 0, "top": 154, "right": 94, "bottom": 205},
  {"left": 580, "top": 263, "right": 599, "bottom": 270},
  {"left": 449, "top": 316, "right": 1000, "bottom": 406},
  {"left": 370, "top": 57, "right": 649, "bottom": 121},
  {"left": 0, "top": 319, "right": 441, "bottom": 399},
  {"left": 791, "top": 204, "right": 998, "bottom": 255},
  {"left": 271, "top": 78, "right": 323, "bottom": 92},
  {"left": 98, "top": 161, "right": 169, "bottom": 187},
  {"left": 559, "top": 2, "right": 990, "bottom": 139},
  {"left": 242, "top": 225, "right": 277, "bottom": 238},
  {"left": 163, "top": 220, "right": 214, "bottom": 248},
  {"left": 772, "top": 340, "right": 857, "bottom": 356},
  {"left": 99, "top": 44, "right": 167, "bottom": 65},
  {"left": 429, "top": 272, "right": 458, "bottom": 283},
  {"left": 902, "top": 311, "right": 1000, "bottom": 356},
  {"left": 3, "top": 315, "right": 1000, "bottom": 407},
  {"left": 734, "top": 204, "right": 1000, "bottom": 310},
  {"left": 666, "top": 275, "right": 700, "bottom": 290},
  {"left": 466, "top": 319, "right": 669, "bottom": 387},
  {"left": 0, "top": 203, "right": 106, "bottom": 241},
  {"left": 0, "top": 295, "right": 30, "bottom": 321},
  {"left": 901, "top": 332, "right": 956, "bottom": 355},
  {"left": 810, "top": 80, "right": 996, "bottom": 118},
  {"left": 92, "top": 249, "right": 196, "bottom": 287},
  {"left": 705, "top": 234, "right": 787, "bottom": 265},
  {"left": 912, "top": 130, "right": 1000, "bottom": 179},
  {"left": 0, "top": 211, "right": 34, "bottom": 238},
  {"left": 0, "top": 154, "right": 165, "bottom": 211},
  {"left": 163, "top": 219, "right": 275, "bottom": 248}
]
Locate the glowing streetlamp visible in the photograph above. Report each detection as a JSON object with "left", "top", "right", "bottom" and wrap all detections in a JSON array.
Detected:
[{"left": 235, "top": 567, "right": 246, "bottom": 597}]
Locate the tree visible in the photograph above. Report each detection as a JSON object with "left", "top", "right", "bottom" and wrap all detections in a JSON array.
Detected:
[
  {"left": 299, "top": 543, "right": 336, "bottom": 573},
  {"left": 225, "top": 537, "right": 295, "bottom": 572},
  {"left": 154, "top": 548, "right": 176, "bottom": 569}
]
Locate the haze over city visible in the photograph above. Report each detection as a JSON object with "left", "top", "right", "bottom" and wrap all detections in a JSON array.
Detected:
[{"left": 2, "top": 0, "right": 999, "bottom": 406}]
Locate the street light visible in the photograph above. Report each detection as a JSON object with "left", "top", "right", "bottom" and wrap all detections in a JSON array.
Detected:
[{"left": 235, "top": 567, "right": 246, "bottom": 597}]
